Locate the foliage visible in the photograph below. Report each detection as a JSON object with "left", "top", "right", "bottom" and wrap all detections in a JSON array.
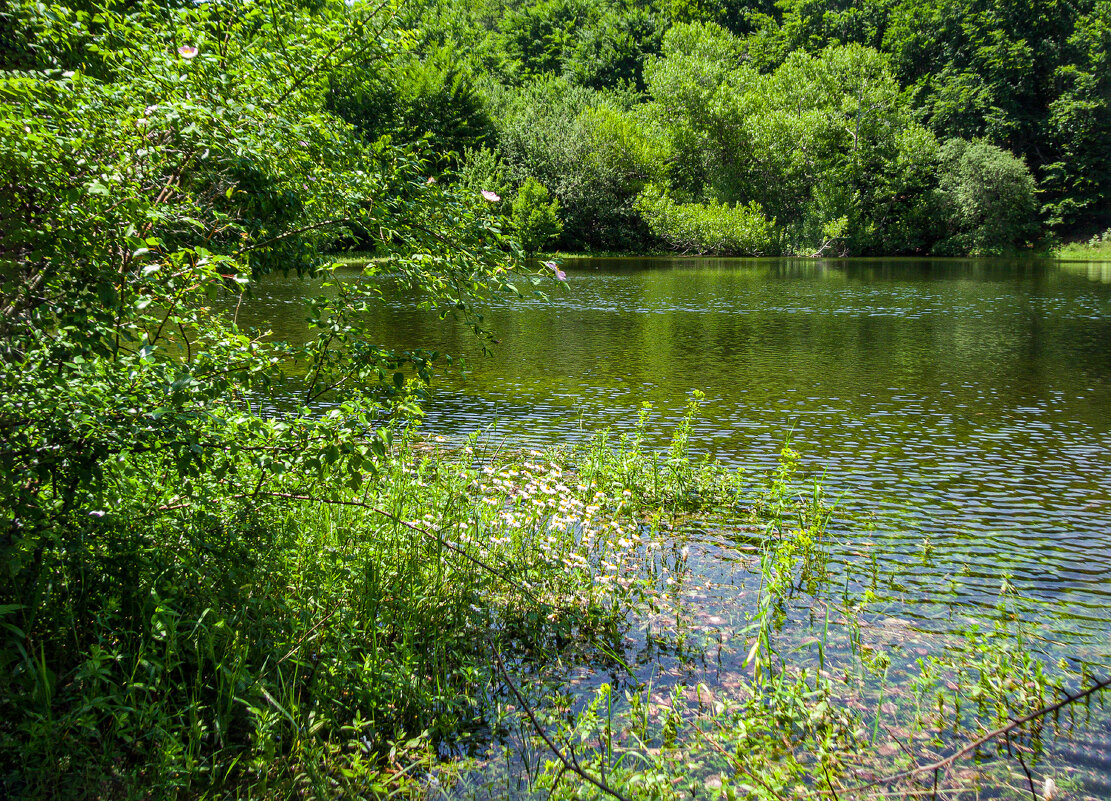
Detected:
[
  {"left": 1055, "top": 228, "right": 1111, "bottom": 261},
  {"left": 406, "top": 0, "right": 1111, "bottom": 248},
  {"left": 482, "top": 0, "right": 665, "bottom": 90},
  {"left": 327, "top": 45, "right": 495, "bottom": 169},
  {"left": 635, "top": 184, "right": 776, "bottom": 255},
  {"left": 1042, "top": 1, "right": 1111, "bottom": 227},
  {"left": 2, "top": 0, "right": 1108, "bottom": 796},
  {"left": 455, "top": 145, "right": 512, "bottom": 201},
  {"left": 0, "top": 0, "right": 553, "bottom": 794},
  {"left": 560, "top": 3, "right": 665, "bottom": 90},
  {"left": 488, "top": 75, "right": 655, "bottom": 250},
  {"left": 759, "top": 0, "right": 1111, "bottom": 236},
  {"left": 512, "top": 177, "right": 564, "bottom": 255},
  {"left": 0, "top": 427, "right": 673, "bottom": 798},
  {"left": 933, "top": 138, "right": 1039, "bottom": 255},
  {"left": 640, "top": 21, "right": 753, "bottom": 199},
  {"left": 641, "top": 29, "right": 940, "bottom": 254}
]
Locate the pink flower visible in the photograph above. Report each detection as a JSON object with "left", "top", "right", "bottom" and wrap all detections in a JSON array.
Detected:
[
  {"left": 481, "top": 190, "right": 500, "bottom": 202},
  {"left": 178, "top": 45, "right": 198, "bottom": 59},
  {"left": 427, "top": 176, "right": 437, "bottom": 185},
  {"left": 543, "top": 261, "right": 567, "bottom": 281}
]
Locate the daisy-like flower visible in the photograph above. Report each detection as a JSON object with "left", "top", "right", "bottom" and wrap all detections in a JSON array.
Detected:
[
  {"left": 178, "top": 45, "right": 199, "bottom": 59},
  {"left": 481, "top": 190, "right": 501, "bottom": 202}
]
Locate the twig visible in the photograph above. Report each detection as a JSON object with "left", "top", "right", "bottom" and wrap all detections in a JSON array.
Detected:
[
  {"left": 277, "top": 604, "right": 340, "bottom": 664},
  {"left": 159, "top": 487, "right": 558, "bottom": 610},
  {"left": 271, "top": 490, "right": 556, "bottom": 608},
  {"left": 544, "top": 764, "right": 569, "bottom": 801},
  {"left": 823, "top": 760, "right": 842, "bottom": 801},
  {"left": 493, "top": 650, "right": 633, "bottom": 801},
  {"left": 1011, "top": 736, "right": 1037, "bottom": 801},
  {"left": 822, "top": 675, "right": 1111, "bottom": 797}
]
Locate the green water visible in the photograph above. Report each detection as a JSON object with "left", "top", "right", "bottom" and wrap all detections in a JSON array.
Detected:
[{"left": 241, "top": 256, "right": 1111, "bottom": 654}]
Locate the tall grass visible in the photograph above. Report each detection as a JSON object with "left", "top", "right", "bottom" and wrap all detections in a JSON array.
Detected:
[
  {"left": 1055, "top": 228, "right": 1111, "bottom": 261},
  {"left": 0, "top": 426, "right": 691, "bottom": 799}
]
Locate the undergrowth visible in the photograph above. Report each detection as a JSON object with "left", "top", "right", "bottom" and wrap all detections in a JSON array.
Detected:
[{"left": 2, "top": 400, "right": 1106, "bottom": 800}]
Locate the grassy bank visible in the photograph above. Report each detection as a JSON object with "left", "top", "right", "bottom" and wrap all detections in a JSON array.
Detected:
[
  {"left": 0, "top": 433, "right": 658, "bottom": 798},
  {"left": 1055, "top": 230, "right": 1111, "bottom": 261},
  {"left": 2, "top": 399, "right": 1107, "bottom": 799},
  {"left": 0, "top": 397, "right": 737, "bottom": 799}
]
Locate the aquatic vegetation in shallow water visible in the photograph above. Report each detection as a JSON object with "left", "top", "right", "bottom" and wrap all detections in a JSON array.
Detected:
[{"left": 439, "top": 422, "right": 1110, "bottom": 801}]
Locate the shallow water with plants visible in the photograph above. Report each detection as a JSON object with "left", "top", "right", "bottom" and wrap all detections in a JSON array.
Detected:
[
  {"left": 206, "top": 255, "right": 1111, "bottom": 799},
  {"left": 7, "top": 0, "right": 1111, "bottom": 795},
  {"left": 241, "top": 256, "right": 1111, "bottom": 651}
]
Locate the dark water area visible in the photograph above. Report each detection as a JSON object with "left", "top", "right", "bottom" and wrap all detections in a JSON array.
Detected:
[{"left": 239, "top": 257, "right": 1111, "bottom": 659}]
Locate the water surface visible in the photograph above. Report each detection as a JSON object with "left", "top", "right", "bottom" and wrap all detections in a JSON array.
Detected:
[{"left": 243, "top": 256, "right": 1111, "bottom": 655}]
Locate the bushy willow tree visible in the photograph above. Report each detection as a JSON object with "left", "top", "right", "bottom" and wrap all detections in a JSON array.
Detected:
[
  {"left": 489, "top": 75, "right": 660, "bottom": 250},
  {"left": 933, "top": 138, "right": 1038, "bottom": 254},
  {"left": 641, "top": 23, "right": 941, "bottom": 255},
  {"left": 0, "top": 0, "right": 530, "bottom": 791}
]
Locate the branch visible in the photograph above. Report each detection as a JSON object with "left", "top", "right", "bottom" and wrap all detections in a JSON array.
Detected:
[
  {"left": 234, "top": 217, "right": 356, "bottom": 255},
  {"left": 493, "top": 650, "right": 633, "bottom": 801},
  {"left": 268, "top": 0, "right": 396, "bottom": 110},
  {"left": 826, "top": 675, "right": 1111, "bottom": 798},
  {"left": 159, "top": 488, "right": 554, "bottom": 610}
]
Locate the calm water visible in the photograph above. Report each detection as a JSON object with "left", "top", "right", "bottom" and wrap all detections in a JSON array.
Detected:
[{"left": 242, "top": 257, "right": 1111, "bottom": 656}]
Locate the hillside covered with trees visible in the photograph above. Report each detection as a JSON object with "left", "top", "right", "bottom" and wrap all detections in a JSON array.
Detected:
[{"left": 347, "top": 0, "right": 1110, "bottom": 256}]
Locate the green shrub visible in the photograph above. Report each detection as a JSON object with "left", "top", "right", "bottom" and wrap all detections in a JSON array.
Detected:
[
  {"left": 934, "top": 138, "right": 1038, "bottom": 255},
  {"left": 511, "top": 177, "right": 563, "bottom": 254},
  {"left": 635, "top": 184, "right": 776, "bottom": 255},
  {"left": 488, "top": 75, "right": 656, "bottom": 250}
]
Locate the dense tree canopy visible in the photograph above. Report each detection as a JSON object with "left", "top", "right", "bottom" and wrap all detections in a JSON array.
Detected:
[{"left": 401, "top": 0, "right": 1108, "bottom": 254}]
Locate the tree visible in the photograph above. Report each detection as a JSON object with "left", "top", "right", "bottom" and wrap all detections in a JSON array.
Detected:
[
  {"left": 643, "top": 28, "right": 940, "bottom": 254},
  {"left": 512, "top": 178, "right": 563, "bottom": 254},
  {"left": 0, "top": 1, "right": 527, "bottom": 787},
  {"left": 933, "top": 138, "right": 1038, "bottom": 254},
  {"left": 489, "top": 74, "right": 656, "bottom": 249},
  {"left": 328, "top": 45, "right": 495, "bottom": 168},
  {"left": 1043, "top": 1, "right": 1111, "bottom": 228}
]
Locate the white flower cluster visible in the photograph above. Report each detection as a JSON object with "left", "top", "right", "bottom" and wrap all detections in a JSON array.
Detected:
[{"left": 464, "top": 459, "right": 650, "bottom": 599}]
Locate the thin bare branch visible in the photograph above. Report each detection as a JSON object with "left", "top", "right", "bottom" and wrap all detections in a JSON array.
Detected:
[
  {"left": 493, "top": 650, "right": 633, "bottom": 801},
  {"left": 821, "top": 675, "right": 1111, "bottom": 798}
]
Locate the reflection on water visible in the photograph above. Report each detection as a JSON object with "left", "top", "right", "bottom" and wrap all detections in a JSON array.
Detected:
[{"left": 238, "top": 257, "right": 1111, "bottom": 654}]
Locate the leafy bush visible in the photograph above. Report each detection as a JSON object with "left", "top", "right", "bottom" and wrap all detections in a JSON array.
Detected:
[
  {"left": 635, "top": 184, "right": 776, "bottom": 255},
  {"left": 934, "top": 138, "right": 1038, "bottom": 255},
  {"left": 489, "top": 75, "right": 655, "bottom": 250},
  {"left": 0, "top": 0, "right": 538, "bottom": 794},
  {"left": 512, "top": 177, "right": 563, "bottom": 254},
  {"left": 642, "top": 29, "right": 941, "bottom": 255}
]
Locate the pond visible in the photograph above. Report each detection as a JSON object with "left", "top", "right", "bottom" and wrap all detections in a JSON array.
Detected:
[{"left": 241, "top": 256, "right": 1111, "bottom": 658}]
